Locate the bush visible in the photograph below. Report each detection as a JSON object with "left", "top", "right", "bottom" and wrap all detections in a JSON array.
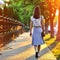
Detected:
[
  {"left": 57, "top": 55, "right": 60, "bottom": 60},
  {"left": 24, "top": 26, "right": 29, "bottom": 32}
]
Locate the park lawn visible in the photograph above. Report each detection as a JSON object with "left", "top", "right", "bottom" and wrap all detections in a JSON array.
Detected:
[{"left": 44, "top": 34, "right": 60, "bottom": 58}]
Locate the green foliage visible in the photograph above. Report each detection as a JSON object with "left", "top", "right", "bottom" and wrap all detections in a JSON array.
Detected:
[
  {"left": 11, "top": 0, "right": 35, "bottom": 26},
  {"left": 57, "top": 55, "right": 60, "bottom": 60},
  {"left": 24, "top": 26, "right": 30, "bottom": 32},
  {"left": 10, "top": 0, "right": 50, "bottom": 26},
  {"left": 3, "top": 0, "right": 55, "bottom": 27}
]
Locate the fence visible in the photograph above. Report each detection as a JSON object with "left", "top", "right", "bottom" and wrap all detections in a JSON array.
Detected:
[{"left": 0, "top": 16, "right": 24, "bottom": 48}]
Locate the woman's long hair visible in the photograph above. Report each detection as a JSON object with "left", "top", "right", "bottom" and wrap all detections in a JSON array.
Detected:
[{"left": 33, "top": 6, "right": 40, "bottom": 19}]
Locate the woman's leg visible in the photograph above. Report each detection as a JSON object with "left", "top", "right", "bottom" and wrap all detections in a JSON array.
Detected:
[
  {"left": 34, "top": 45, "right": 38, "bottom": 58},
  {"left": 38, "top": 45, "right": 40, "bottom": 53},
  {"left": 34, "top": 45, "right": 38, "bottom": 52}
]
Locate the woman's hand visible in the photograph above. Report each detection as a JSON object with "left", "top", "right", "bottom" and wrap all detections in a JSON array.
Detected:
[
  {"left": 30, "top": 20, "right": 33, "bottom": 36},
  {"left": 41, "top": 32, "right": 45, "bottom": 37},
  {"left": 30, "top": 32, "right": 32, "bottom": 36}
]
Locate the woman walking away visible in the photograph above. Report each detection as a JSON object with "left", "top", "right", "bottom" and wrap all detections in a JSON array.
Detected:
[{"left": 30, "top": 6, "right": 45, "bottom": 58}]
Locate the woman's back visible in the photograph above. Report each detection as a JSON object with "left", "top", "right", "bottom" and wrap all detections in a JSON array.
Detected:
[{"left": 31, "top": 15, "right": 44, "bottom": 27}]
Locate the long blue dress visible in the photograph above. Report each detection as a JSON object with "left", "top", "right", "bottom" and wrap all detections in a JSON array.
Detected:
[
  {"left": 31, "top": 16, "right": 44, "bottom": 45},
  {"left": 32, "top": 27, "right": 44, "bottom": 45}
]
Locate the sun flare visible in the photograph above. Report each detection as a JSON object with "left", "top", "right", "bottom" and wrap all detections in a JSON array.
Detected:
[{"left": 55, "top": 9, "right": 59, "bottom": 16}]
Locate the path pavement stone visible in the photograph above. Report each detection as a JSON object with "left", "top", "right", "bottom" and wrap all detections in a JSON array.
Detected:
[{"left": 0, "top": 32, "right": 57, "bottom": 60}]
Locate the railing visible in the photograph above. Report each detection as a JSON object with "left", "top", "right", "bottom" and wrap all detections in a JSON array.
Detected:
[{"left": 0, "top": 16, "right": 24, "bottom": 48}]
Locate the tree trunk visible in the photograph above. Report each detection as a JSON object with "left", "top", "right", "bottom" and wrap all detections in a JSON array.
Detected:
[
  {"left": 50, "top": 16, "right": 54, "bottom": 38},
  {"left": 45, "top": 19, "right": 49, "bottom": 34},
  {"left": 56, "top": 7, "right": 60, "bottom": 41}
]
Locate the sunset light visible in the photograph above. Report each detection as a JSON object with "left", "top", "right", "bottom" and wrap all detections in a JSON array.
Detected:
[
  {"left": 55, "top": 9, "right": 59, "bottom": 16},
  {"left": 0, "top": 0, "right": 60, "bottom": 60}
]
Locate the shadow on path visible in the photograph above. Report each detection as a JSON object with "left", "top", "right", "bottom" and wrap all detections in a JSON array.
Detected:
[
  {"left": 26, "top": 45, "right": 51, "bottom": 60},
  {"left": 48, "top": 41, "right": 58, "bottom": 50},
  {"left": 0, "top": 44, "right": 31, "bottom": 57},
  {"left": 45, "top": 37, "right": 52, "bottom": 41},
  {"left": 26, "top": 41, "right": 58, "bottom": 60}
]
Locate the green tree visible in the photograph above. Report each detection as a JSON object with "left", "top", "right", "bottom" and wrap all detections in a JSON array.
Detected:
[
  {"left": 7, "top": 0, "right": 57, "bottom": 35},
  {"left": 10, "top": 0, "right": 46, "bottom": 26}
]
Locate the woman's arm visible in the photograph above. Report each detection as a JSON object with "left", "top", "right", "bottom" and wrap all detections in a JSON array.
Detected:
[
  {"left": 30, "top": 20, "right": 33, "bottom": 36},
  {"left": 41, "top": 19, "right": 45, "bottom": 33},
  {"left": 41, "top": 19, "right": 45, "bottom": 37}
]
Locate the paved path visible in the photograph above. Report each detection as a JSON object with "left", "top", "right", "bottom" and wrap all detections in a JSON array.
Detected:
[{"left": 0, "top": 32, "right": 57, "bottom": 60}]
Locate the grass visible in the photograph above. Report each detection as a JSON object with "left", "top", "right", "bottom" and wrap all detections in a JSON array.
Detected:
[{"left": 44, "top": 33, "right": 60, "bottom": 59}]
